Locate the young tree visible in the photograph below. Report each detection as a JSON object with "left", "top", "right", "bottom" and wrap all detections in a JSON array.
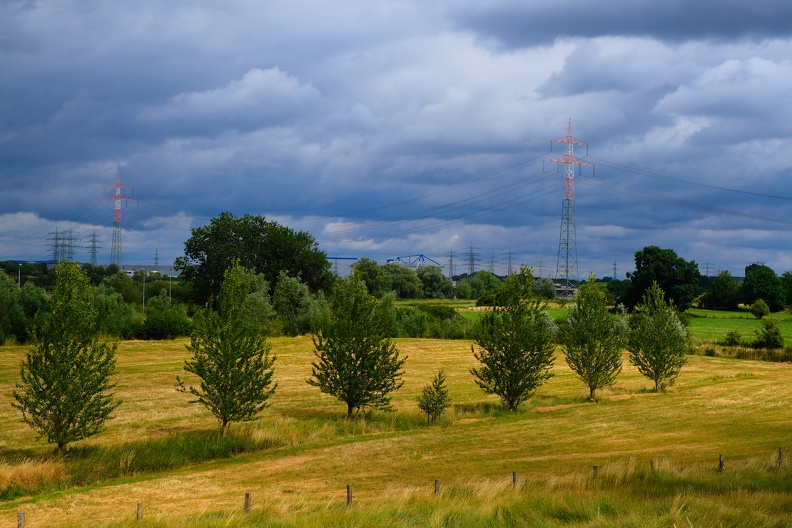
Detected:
[
  {"left": 12, "top": 262, "right": 120, "bottom": 453},
  {"left": 308, "top": 277, "right": 407, "bottom": 418},
  {"left": 562, "top": 276, "right": 627, "bottom": 401},
  {"left": 417, "top": 370, "right": 451, "bottom": 423},
  {"left": 178, "top": 262, "right": 277, "bottom": 436},
  {"left": 471, "top": 294, "right": 556, "bottom": 411},
  {"left": 626, "top": 283, "right": 688, "bottom": 391}
]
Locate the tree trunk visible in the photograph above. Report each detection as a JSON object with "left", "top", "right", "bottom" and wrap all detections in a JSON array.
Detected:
[
  {"left": 346, "top": 404, "right": 354, "bottom": 419},
  {"left": 589, "top": 386, "right": 596, "bottom": 401},
  {"left": 221, "top": 420, "right": 229, "bottom": 437}
]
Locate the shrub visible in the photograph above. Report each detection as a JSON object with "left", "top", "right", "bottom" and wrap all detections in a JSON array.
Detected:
[
  {"left": 723, "top": 330, "right": 742, "bottom": 347},
  {"left": 753, "top": 318, "right": 784, "bottom": 350},
  {"left": 396, "top": 307, "right": 429, "bottom": 337},
  {"left": 750, "top": 299, "right": 770, "bottom": 319}
]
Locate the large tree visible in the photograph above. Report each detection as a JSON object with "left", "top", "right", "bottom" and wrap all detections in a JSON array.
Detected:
[
  {"left": 381, "top": 262, "right": 423, "bottom": 299},
  {"left": 705, "top": 270, "right": 740, "bottom": 311},
  {"left": 626, "top": 283, "right": 688, "bottom": 391},
  {"left": 13, "top": 262, "right": 120, "bottom": 453},
  {"left": 308, "top": 277, "right": 406, "bottom": 418},
  {"left": 471, "top": 289, "right": 556, "bottom": 411},
  {"left": 417, "top": 265, "right": 454, "bottom": 299},
  {"left": 175, "top": 212, "right": 332, "bottom": 303},
  {"left": 178, "top": 262, "right": 277, "bottom": 436},
  {"left": 562, "top": 276, "right": 627, "bottom": 401},
  {"left": 741, "top": 264, "right": 785, "bottom": 312},
  {"left": 623, "top": 246, "right": 700, "bottom": 311}
]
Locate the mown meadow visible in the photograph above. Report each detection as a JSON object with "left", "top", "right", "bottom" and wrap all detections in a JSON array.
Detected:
[{"left": 1, "top": 307, "right": 792, "bottom": 527}]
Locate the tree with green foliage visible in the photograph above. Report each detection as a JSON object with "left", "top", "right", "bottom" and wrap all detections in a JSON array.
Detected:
[
  {"left": 624, "top": 246, "right": 700, "bottom": 311},
  {"left": 417, "top": 370, "right": 451, "bottom": 422},
  {"left": 780, "top": 271, "right": 792, "bottom": 308},
  {"left": 496, "top": 266, "right": 535, "bottom": 306},
  {"left": 175, "top": 212, "right": 332, "bottom": 303},
  {"left": 562, "top": 276, "right": 627, "bottom": 401},
  {"left": 94, "top": 283, "right": 140, "bottom": 338},
  {"left": 352, "top": 257, "right": 389, "bottom": 297},
  {"left": 456, "top": 270, "right": 503, "bottom": 303},
  {"left": 12, "top": 262, "right": 120, "bottom": 453},
  {"left": 382, "top": 262, "right": 423, "bottom": 298},
  {"left": 753, "top": 318, "right": 784, "bottom": 349},
  {"left": 178, "top": 262, "right": 277, "bottom": 436},
  {"left": 416, "top": 265, "right": 454, "bottom": 299},
  {"left": 626, "top": 283, "right": 688, "bottom": 391},
  {"left": 741, "top": 264, "right": 785, "bottom": 312},
  {"left": 750, "top": 299, "right": 770, "bottom": 319},
  {"left": 308, "top": 277, "right": 407, "bottom": 418},
  {"left": 239, "top": 268, "right": 274, "bottom": 335},
  {"left": 0, "top": 271, "right": 25, "bottom": 344},
  {"left": 141, "top": 291, "right": 192, "bottom": 339},
  {"left": 531, "top": 277, "right": 557, "bottom": 299},
  {"left": 272, "top": 271, "right": 315, "bottom": 336},
  {"left": 471, "top": 286, "right": 556, "bottom": 411},
  {"left": 706, "top": 270, "right": 740, "bottom": 310}
]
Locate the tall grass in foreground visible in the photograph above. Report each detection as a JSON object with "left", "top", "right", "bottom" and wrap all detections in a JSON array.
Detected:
[
  {"left": 0, "top": 430, "right": 275, "bottom": 499},
  {"left": 69, "top": 462, "right": 792, "bottom": 528}
]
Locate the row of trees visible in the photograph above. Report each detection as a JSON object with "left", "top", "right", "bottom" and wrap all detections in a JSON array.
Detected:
[
  {"left": 702, "top": 264, "right": 792, "bottom": 312},
  {"left": 12, "top": 261, "right": 688, "bottom": 453}
]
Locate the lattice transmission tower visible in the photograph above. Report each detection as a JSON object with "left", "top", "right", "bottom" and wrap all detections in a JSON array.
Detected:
[
  {"left": 102, "top": 172, "right": 136, "bottom": 267},
  {"left": 88, "top": 230, "right": 101, "bottom": 266},
  {"left": 546, "top": 119, "right": 593, "bottom": 297}
]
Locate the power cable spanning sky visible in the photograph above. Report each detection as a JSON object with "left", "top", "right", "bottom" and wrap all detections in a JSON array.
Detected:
[{"left": 2, "top": 1, "right": 792, "bottom": 278}]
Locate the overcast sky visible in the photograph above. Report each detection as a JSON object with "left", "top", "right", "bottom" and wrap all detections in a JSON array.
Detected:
[{"left": 2, "top": 0, "right": 792, "bottom": 279}]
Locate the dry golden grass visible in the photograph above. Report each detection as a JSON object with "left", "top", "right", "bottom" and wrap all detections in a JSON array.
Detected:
[{"left": 1, "top": 336, "right": 791, "bottom": 527}]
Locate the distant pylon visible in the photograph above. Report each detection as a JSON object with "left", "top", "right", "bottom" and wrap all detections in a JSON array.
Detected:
[
  {"left": 101, "top": 171, "right": 136, "bottom": 267},
  {"left": 546, "top": 119, "right": 593, "bottom": 297},
  {"left": 88, "top": 230, "right": 101, "bottom": 266}
]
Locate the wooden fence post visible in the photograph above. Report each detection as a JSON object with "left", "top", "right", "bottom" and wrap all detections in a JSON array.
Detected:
[
  {"left": 512, "top": 471, "right": 518, "bottom": 488},
  {"left": 718, "top": 454, "right": 725, "bottom": 473},
  {"left": 346, "top": 484, "right": 352, "bottom": 506},
  {"left": 137, "top": 502, "right": 143, "bottom": 521},
  {"left": 434, "top": 478, "right": 440, "bottom": 495},
  {"left": 650, "top": 459, "right": 656, "bottom": 471},
  {"left": 17, "top": 512, "right": 25, "bottom": 528},
  {"left": 244, "top": 492, "right": 252, "bottom": 513},
  {"left": 778, "top": 448, "right": 784, "bottom": 468},
  {"left": 592, "top": 465, "right": 599, "bottom": 479}
]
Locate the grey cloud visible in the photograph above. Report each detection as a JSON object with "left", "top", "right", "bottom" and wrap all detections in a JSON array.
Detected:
[{"left": 451, "top": 0, "right": 792, "bottom": 48}]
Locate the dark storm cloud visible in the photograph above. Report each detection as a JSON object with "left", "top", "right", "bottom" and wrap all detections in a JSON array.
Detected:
[
  {"left": 1, "top": 0, "right": 792, "bottom": 276},
  {"left": 451, "top": 0, "right": 792, "bottom": 48}
]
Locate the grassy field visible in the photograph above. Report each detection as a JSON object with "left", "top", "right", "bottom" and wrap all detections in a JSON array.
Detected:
[{"left": 1, "top": 313, "right": 792, "bottom": 526}]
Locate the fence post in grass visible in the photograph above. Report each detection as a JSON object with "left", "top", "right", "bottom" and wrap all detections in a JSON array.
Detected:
[
  {"left": 650, "top": 459, "right": 656, "bottom": 472},
  {"left": 512, "top": 471, "right": 518, "bottom": 488},
  {"left": 136, "top": 502, "right": 143, "bottom": 521},
  {"left": 346, "top": 484, "right": 352, "bottom": 506},
  {"left": 778, "top": 448, "right": 784, "bottom": 468},
  {"left": 17, "top": 512, "right": 24, "bottom": 528},
  {"left": 718, "top": 454, "right": 725, "bottom": 473},
  {"left": 592, "top": 465, "right": 599, "bottom": 479},
  {"left": 244, "top": 492, "right": 252, "bottom": 513},
  {"left": 434, "top": 478, "right": 440, "bottom": 495}
]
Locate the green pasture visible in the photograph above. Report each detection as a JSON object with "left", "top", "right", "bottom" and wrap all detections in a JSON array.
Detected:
[{"left": 1, "top": 319, "right": 792, "bottom": 527}]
